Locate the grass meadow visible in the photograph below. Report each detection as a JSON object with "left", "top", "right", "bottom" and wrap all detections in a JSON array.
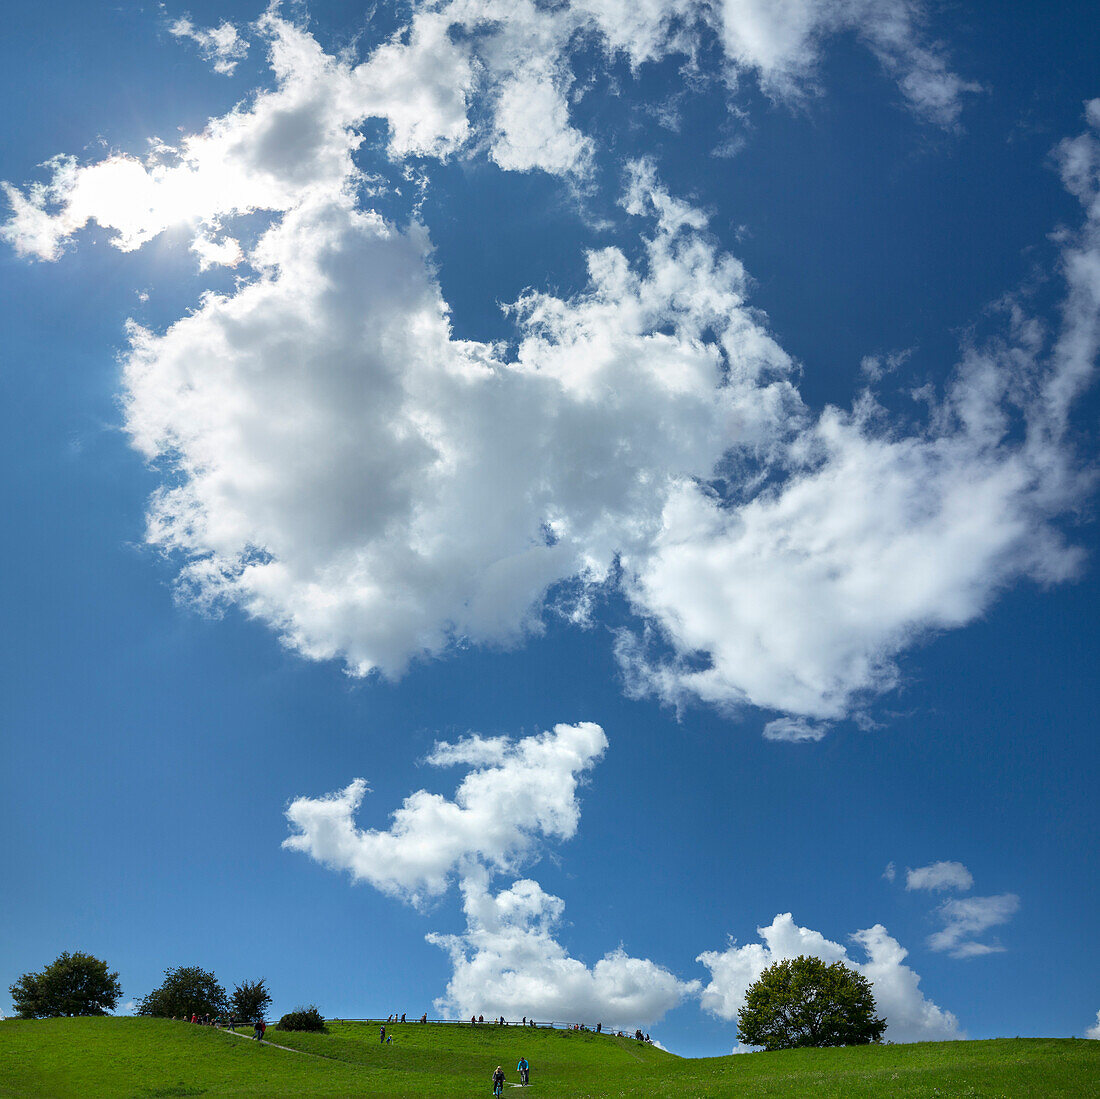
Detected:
[{"left": 1, "top": 1017, "right": 1098, "bottom": 1097}]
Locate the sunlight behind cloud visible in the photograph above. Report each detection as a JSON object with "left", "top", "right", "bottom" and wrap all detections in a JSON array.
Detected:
[{"left": 2, "top": 14, "right": 1096, "bottom": 727}]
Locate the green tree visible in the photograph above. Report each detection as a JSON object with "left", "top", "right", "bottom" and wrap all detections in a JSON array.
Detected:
[
  {"left": 137, "top": 966, "right": 228, "bottom": 1019},
  {"left": 9, "top": 951, "right": 122, "bottom": 1018},
  {"left": 737, "top": 955, "right": 886, "bottom": 1051},
  {"left": 230, "top": 978, "right": 272, "bottom": 1021}
]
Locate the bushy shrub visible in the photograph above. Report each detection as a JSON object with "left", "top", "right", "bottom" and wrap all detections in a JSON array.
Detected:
[{"left": 277, "top": 1005, "right": 326, "bottom": 1031}]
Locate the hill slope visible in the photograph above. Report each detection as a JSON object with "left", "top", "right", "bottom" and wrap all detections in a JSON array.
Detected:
[{"left": 1, "top": 1018, "right": 1098, "bottom": 1097}]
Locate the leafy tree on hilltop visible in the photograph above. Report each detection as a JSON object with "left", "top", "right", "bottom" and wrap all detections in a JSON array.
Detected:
[
  {"left": 9, "top": 951, "right": 122, "bottom": 1018},
  {"left": 230, "top": 979, "right": 272, "bottom": 1021},
  {"left": 737, "top": 955, "right": 886, "bottom": 1051},
  {"left": 137, "top": 966, "right": 228, "bottom": 1019}
]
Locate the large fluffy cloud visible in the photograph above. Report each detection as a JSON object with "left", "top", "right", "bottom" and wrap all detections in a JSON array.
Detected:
[
  {"left": 284, "top": 722, "right": 607, "bottom": 904},
  {"left": 428, "top": 867, "right": 699, "bottom": 1026},
  {"left": 120, "top": 164, "right": 799, "bottom": 682},
  {"left": 2, "top": 12, "right": 1096, "bottom": 724},
  {"left": 697, "top": 912, "right": 962, "bottom": 1043},
  {"left": 616, "top": 104, "right": 1100, "bottom": 720},
  {"left": 116, "top": 115, "right": 1100, "bottom": 720}
]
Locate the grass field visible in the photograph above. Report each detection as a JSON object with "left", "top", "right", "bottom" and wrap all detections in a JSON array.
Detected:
[{"left": 1, "top": 1017, "right": 1098, "bottom": 1097}]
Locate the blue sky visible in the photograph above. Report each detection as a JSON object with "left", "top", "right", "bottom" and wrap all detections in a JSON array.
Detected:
[{"left": 2, "top": 0, "right": 1098, "bottom": 1057}]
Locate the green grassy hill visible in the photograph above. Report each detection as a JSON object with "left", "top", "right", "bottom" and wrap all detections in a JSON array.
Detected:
[{"left": 1, "top": 1018, "right": 1098, "bottom": 1097}]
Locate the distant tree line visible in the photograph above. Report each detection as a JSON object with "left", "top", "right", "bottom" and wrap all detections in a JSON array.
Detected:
[{"left": 8, "top": 952, "right": 274, "bottom": 1023}]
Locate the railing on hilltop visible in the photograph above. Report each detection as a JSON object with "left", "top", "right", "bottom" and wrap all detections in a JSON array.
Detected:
[{"left": 330, "top": 1017, "right": 652, "bottom": 1040}]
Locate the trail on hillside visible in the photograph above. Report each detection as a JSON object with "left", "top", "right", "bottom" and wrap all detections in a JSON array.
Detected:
[{"left": 222, "top": 1027, "right": 346, "bottom": 1062}]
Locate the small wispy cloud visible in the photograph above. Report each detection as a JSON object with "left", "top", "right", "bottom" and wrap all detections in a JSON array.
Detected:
[
  {"left": 906, "top": 861, "right": 974, "bottom": 892},
  {"left": 928, "top": 894, "right": 1020, "bottom": 958},
  {"left": 169, "top": 17, "right": 249, "bottom": 76},
  {"left": 762, "top": 717, "right": 830, "bottom": 743}
]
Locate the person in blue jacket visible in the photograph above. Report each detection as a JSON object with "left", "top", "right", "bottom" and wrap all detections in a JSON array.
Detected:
[{"left": 516, "top": 1056, "right": 530, "bottom": 1085}]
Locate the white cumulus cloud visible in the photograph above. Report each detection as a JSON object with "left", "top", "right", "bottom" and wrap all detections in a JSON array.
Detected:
[
  {"left": 288, "top": 723, "right": 695, "bottom": 1025},
  {"left": 118, "top": 166, "right": 799, "bottom": 683},
  {"left": 2, "top": 0, "right": 977, "bottom": 262},
  {"left": 283, "top": 722, "right": 608, "bottom": 905},
  {"left": 1086, "top": 1010, "right": 1100, "bottom": 1039},
  {"left": 2, "top": 22, "right": 1095, "bottom": 726},
  {"left": 905, "top": 861, "right": 974, "bottom": 893},
  {"left": 428, "top": 867, "right": 699, "bottom": 1026},
  {"left": 697, "top": 912, "right": 962, "bottom": 1043}
]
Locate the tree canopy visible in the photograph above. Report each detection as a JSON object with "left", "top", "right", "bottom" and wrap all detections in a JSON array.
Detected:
[
  {"left": 737, "top": 955, "right": 886, "bottom": 1051},
  {"left": 9, "top": 951, "right": 122, "bottom": 1019},
  {"left": 137, "top": 966, "right": 228, "bottom": 1019},
  {"left": 230, "top": 979, "right": 272, "bottom": 1021}
]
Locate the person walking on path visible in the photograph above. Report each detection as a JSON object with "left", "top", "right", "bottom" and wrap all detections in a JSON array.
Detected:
[
  {"left": 380, "top": 1024, "right": 386, "bottom": 1045},
  {"left": 492, "top": 1065, "right": 506, "bottom": 1097},
  {"left": 517, "top": 1056, "right": 530, "bottom": 1085}
]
